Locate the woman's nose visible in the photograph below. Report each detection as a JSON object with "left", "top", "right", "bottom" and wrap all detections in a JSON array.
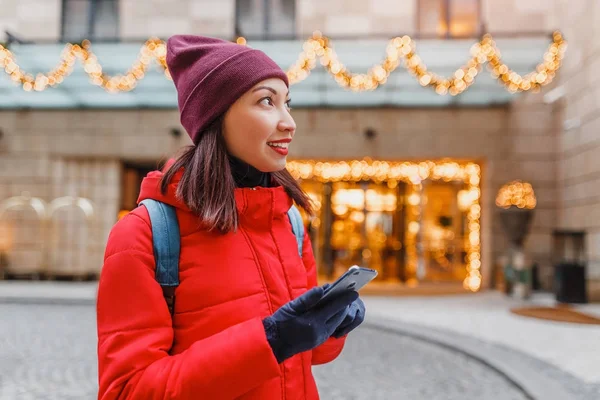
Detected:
[{"left": 279, "top": 112, "right": 296, "bottom": 135}]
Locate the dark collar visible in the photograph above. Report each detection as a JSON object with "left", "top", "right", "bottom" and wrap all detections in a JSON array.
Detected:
[{"left": 228, "top": 156, "right": 270, "bottom": 188}]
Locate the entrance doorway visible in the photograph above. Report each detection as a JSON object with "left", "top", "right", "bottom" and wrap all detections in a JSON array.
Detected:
[{"left": 120, "top": 161, "right": 164, "bottom": 217}]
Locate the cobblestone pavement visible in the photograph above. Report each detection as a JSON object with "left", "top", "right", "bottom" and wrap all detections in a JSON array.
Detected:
[
  {"left": 0, "top": 303, "right": 554, "bottom": 400},
  {"left": 364, "top": 293, "right": 600, "bottom": 384}
]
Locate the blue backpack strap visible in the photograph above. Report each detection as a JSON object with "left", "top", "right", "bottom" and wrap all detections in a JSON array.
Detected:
[
  {"left": 139, "top": 199, "right": 180, "bottom": 315},
  {"left": 287, "top": 205, "right": 304, "bottom": 257}
]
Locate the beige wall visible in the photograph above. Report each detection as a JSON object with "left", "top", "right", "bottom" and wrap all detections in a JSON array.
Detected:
[
  {"left": 0, "top": 106, "right": 560, "bottom": 289},
  {"left": 0, "top": 0, "right": 557, "bottom": 42},
  {"left": 504, "top": 94, "right": 561, "bottom": 289},
  {"left": 120, "top": 0, "right": 235, "bottom": 39},
  {"left": 0, "top": 109, "right": 189, "bottom": 277},
  {"left": 0, "top": 0, "right": 61, "bottom": 41},
  {"left": 297, "top": 0, "right": 416, "bottom": 37},
  {"left": 484, "top": 0, "right": 558, "bottom": 34},
  {"left": 552, "top": 0, "right": 600, "bottom": 300}
]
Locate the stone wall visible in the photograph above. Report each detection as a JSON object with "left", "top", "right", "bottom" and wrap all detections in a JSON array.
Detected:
[
  {"left": 484, "top": 0, "right": 558, "bottom": 34},
  {"left": 120, "top": 0, "right": 235, "bottom": 39},
  {"left": 0, "top": 106, "right": 560, "bottom": 288},
  {"left": 0, "top": 109, "right": 189, "bottom": 277},
  {"left": 297, "top": 0, "right": 416, "bottom": 37},
  {"left": 0, "top": 0, "right": 556, "bottom": 42},
  {"left": 503, "top": 94, "right": 561, "bottom": 289},
  {"left": 552, "top": 0, "right": 600, "bottom": 300},
  {"left": 0, "top": 0, "right": 61, "bottom": 41}
]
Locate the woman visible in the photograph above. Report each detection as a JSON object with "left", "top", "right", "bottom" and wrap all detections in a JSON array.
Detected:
[{"left": 96, "top": 35, "right": 366, "bottom": 400}]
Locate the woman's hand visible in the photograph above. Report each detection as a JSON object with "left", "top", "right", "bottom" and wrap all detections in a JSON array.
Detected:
[
  {"left": 331, "top": 297, "right": 365, "bottom": 338},
  {"left": 263, "top": 286, "right": 357, "bottom": 363}
]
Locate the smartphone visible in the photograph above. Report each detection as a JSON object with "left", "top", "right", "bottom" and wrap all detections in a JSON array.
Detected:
[{"left": 316, "top": 265, "right": 377, "bottom": 306}]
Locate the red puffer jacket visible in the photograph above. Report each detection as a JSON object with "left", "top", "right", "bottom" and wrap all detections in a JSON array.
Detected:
[{"left": 96, "top": 167, "right": 347, "bottom": 400}]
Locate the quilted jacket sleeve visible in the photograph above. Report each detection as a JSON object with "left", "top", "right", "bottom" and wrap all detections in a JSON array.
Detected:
[
  {"left": 300, "top": 230, "right": 348, "bottom": 365},
  {"left": 96, "top": 211, "right": 281, "bottom": 400}
]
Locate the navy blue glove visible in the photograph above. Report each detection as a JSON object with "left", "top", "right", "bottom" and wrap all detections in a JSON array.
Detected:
[
  {"left": 263, "top": 286, "right": 358, "bottom": 363},
  {"left": 332, "top": 297, "right": 365, "bottom": 338}
]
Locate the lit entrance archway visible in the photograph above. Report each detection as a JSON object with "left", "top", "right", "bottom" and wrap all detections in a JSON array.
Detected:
[{"left": 287, "top": 159, "right": 482, "bottom": 292}]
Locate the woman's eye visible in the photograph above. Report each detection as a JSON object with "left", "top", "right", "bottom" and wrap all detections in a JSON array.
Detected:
[
  {"left": 260, "top": 97, "right": 273, "bottom": 106},
  {"left": 285, "top": 99, "right": 292, "bottom": 109}
]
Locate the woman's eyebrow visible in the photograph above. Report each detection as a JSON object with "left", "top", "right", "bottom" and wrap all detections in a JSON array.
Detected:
[
  {"left": 252, "top": 86, "right": 277, "bottom": 95},
  {"left": 251, "top": 86, "right": 290, "bottom": 97}
]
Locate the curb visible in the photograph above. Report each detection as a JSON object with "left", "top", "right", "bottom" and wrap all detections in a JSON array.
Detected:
[
  {"left": 364, "top": 317, "right": 574, "bottom": 400},
  {"left": 0, "top": 282, "right": 97, "bottom": 306},
  {"left": 0, "top": 296, "right": 97, "bottom": 305}
]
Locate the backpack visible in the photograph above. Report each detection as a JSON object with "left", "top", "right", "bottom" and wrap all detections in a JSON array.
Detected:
[{"left": 139, "top": 199, "right": 305, "bottom": 315}]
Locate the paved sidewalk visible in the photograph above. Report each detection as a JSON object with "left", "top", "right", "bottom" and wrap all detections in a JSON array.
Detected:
[
  {"left": 363, "top": 291, "right": 600, "bottom": 384},
  {"left": 1, "top": 281, "right": 599, "bottom": 398},
  {"left": 0, "top": 302, "right": 535, "bottom": 400}
]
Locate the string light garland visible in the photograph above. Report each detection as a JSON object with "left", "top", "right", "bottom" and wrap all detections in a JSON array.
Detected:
[
  {"left": 496, "top": 180, "right": 537, "bottom": 209},
  {"left": 286, "top": 159, "right": 483, "bottom": 292},
  {"left": 0, "top": 32, "right": 565, "bottom": 94},
  {"left": 0, "top": 38, "right": 168, "bottom": 93},
  {"left": 288, "top": 31, "right": 566, "bottom": 94}
]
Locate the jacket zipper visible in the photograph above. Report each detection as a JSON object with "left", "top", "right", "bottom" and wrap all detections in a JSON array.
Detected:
[
  {"left": 240, "top": 225, "right": 288, "bottom": 399},
  {"left": 238, "top": 192, "right": 287, "bottom": 400}
]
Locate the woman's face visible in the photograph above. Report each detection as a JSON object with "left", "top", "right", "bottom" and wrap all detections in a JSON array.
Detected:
[{"left": 223, "top": 77, "right": 296, "bottom": 172}]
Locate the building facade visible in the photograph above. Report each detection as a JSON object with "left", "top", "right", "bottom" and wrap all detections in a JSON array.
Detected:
[{"left": 0, "top": 0, "right": 598, "bottom": 299}]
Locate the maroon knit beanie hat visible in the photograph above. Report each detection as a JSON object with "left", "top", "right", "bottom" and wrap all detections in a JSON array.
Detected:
[{"left": 166, "top": 35, "right": 289, "bottom": 143}]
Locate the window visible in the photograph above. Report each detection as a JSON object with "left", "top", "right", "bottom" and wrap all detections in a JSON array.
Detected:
[
  {"left": 418, "top": 0, "right": 480, "bottom": 38},
  {"left": 62, "top": 0, "right": 119, "bottom": 42},
  {"left": 235, "top": 0, "right": 296, "bottom": 39}
]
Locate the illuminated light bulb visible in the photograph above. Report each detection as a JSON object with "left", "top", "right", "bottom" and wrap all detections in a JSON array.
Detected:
[
  {"left": 408, "top": 221, "right": 420, "bottom": 234},
  {"left": 536, "top": 72, "right": 547, "bottom": 83},
  {"left": 419, "top": 74, "right": 432, "bottom": 86},
  {"left": 386, "top": 46, "right": 399, "bottom": 59}
]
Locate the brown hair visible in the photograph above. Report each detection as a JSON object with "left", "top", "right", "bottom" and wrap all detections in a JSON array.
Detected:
[{"left": 160, "top": 117, "right": 312, "bottom": 233}]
